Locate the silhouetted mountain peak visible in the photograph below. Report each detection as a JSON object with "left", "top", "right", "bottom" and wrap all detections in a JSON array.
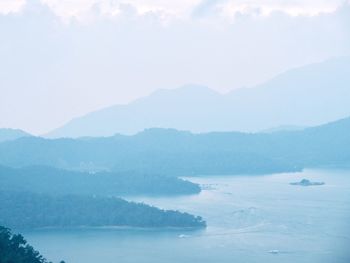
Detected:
[{"left": 46, "top": 57, "right": 350, "bottom": 138}]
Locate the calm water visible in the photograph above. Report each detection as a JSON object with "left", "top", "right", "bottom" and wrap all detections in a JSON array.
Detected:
[{"left": 23, "top": 170, "right": 350, "bottom": 263}]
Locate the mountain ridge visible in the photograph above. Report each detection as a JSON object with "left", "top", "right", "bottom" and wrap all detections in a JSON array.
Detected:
[
  {"left": 1, "top": 116, "right": 350, "bottom": 175},
  {"left": 46, "top": 57, "right": 350, "bottom": 138},
  {"left": 0, "top": 129, "right": 32, "bottom": 143}
]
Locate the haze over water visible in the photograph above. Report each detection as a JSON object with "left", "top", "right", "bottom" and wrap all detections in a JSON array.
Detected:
[
  {"left": 24, "top": 170, "right": 350, "bottom": 263},
  {"left": 1, "top": 1, "right": 350, "bottom": 263}
]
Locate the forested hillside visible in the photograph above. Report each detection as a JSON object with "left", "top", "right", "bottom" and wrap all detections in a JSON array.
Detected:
[
  {"left": 0, "top": 117, "right": 349, "bottom": 176},
  {"left": 0, "top": 191, "right": 206, "bottom": 229},
  {"left": 0, "top": 226, "right": 61, "bottom": 263},
  {"left": 0, "top": 166, "right": 200, "bottom": 196}
]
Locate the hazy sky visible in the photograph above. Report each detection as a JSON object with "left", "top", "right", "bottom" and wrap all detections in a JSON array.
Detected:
[{"left": 1, "top": 0, "right": 350, "bottom": 134}]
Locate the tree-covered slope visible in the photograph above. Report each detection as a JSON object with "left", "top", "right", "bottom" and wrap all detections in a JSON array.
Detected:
[
  {"left": 0, "top": 226, "right": 56, "bottom": 263},
  {"left": 0, "top": 131, "right": 300, "bottom": 175},
  {"left": 0, "top": 191, "right": 206, "bottom": 229},
  {"left": 0, "top": 166, "right": 200, "bottom": 196},
  {"left": 0, "top": 117, "right": 349, "bottom": 176}
]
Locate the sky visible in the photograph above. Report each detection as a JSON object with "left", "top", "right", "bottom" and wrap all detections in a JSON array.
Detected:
[{"left": 0, "top": 0, "right": 350, "bottom": 135}]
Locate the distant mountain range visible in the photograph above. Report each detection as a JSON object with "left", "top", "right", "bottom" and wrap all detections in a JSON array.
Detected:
[
  {"left": 0, "top": 129, "right": 31, "bottom": 143},
  {"left": 46, "top": 57, "right": 350, "bottom": 138},
  {"left": 1, "top": 116, "right": 349, "bottom": 176}
]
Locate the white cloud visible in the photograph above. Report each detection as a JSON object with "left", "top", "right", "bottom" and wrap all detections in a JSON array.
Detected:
[
  {"left": 220, "top": 0, "right": 343, "bottom": 17},
  {"left": 1, "top": 0, "right": 348, "bottom": 20},
  {"left": 0, "top": 0, "right": 25, "bottom": 14}
]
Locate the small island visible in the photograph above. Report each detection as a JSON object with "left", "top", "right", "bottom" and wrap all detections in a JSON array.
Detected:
[{"left": 290, "top": 179, "right": 325, "bottom": 186}]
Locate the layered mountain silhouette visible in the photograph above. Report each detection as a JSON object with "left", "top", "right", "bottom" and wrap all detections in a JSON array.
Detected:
[
  {"left": 0, "top": 129, "right": 31, "bottom": 143},
  {"left": 1, "top": 116, "right": 350, "bottom": 175},
  {"left": 46, "top": 57, "right": 350, "bottom": 138}
]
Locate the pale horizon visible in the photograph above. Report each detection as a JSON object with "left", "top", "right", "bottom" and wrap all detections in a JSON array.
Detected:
[
  {"left": 1, "top": 2, "right": 350, "bottom": 262},
  {"left": 1, "top": 0, "right": 350, "bottom": 134}
]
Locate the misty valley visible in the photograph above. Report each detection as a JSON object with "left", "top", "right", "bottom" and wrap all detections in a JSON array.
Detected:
[
  {"left": 1, "top": 116, "right": 350, "bottom": 262},
  {"left": 1, "top": 5, "right": 350, "bottom": 261}
]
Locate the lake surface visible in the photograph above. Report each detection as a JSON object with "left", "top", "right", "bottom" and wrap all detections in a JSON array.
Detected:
[{"left": 23, "top": 170, "right": 350, "bottom": 263}]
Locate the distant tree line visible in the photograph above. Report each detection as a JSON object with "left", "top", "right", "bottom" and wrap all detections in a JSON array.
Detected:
[
  {"left": 0, "top": 191, "right": 206, "bottom": 229},
  {"left": 1, "top": 117, "right": 349, "bottom": 175},
  {"left": 0, "top": 166, "right": 200, "bottom": 197}
]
